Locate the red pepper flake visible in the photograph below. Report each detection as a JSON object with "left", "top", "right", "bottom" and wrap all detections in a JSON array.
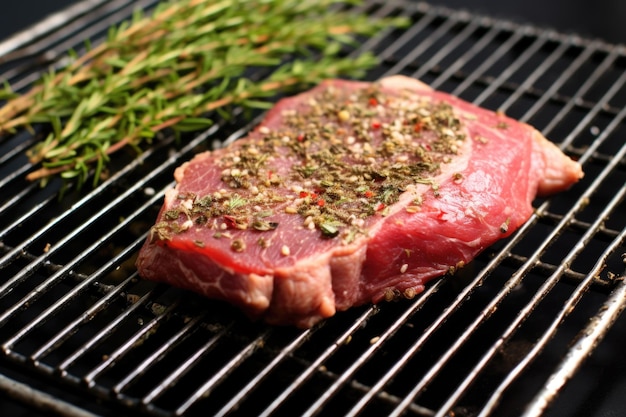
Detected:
[
  {"left": 299, "top": 191, "right": 309, "bottom": 198},
  {"left": 414, "top": 122, "right": 423, "bottom": 132},
  {"left": 310, "top": 193, "right": 318, "bottom": 200},
  {"left": 375, "top": 202, "right": 385, "bottom": 211},
  {"left": 297, "top": 133, "right": 305, "bottom": 142},
  {"left": 317, "top": 199, "right": 326, "bottom": 207},
  {"left": 223, "top": 215, "right": 238, "bottom": 229},
  {"left": 364, "top": 190, "right": 374, "bottom": 198},
  {"left": 368, "top": 97, "right": 378, "bottom": 106},
  {"left": 371, "top": 121, "right": 381, "bottom": 130}
]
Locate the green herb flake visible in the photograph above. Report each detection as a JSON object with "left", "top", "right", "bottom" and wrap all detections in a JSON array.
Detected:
[
  {"left": 164, "top": 209, "right": 180, "bottom": 220},
  {"left": 320, "top": 223, "right": 340, "bottom": 238}
]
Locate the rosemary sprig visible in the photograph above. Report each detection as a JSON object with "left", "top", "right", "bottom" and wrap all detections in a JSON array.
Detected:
[{"left": 0, "top": 0, "right": 408, "bottom": 189}]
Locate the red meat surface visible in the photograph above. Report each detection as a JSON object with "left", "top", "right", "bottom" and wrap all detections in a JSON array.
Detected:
[{"left": 136, "top": 76, "right": 583, "bottom": 327}]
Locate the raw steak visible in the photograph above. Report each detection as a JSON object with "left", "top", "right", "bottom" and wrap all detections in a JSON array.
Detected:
[{"left": 136, "top": 75, "right": 583, "bottom": 327}]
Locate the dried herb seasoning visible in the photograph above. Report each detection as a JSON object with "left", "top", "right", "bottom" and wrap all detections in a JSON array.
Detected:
[{"left": 156, "top": 82, "right": 467, "bottom": 244}]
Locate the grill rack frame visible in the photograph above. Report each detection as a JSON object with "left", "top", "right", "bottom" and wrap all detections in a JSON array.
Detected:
[{"left": 0, "top": 1, "right": 625, "bottom": 416}]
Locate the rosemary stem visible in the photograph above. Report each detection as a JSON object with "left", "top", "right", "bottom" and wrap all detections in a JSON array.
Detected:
[{"left": 2, "top": 0, "right": 409, "bottom": 189}]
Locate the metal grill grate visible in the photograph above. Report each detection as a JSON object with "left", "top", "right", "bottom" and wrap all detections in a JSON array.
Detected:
[{"left": 0, "top": 1, "right": 625, "bottom": 416}]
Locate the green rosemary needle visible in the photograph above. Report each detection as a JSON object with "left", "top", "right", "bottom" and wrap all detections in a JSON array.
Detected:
[{"left": 0, "top": 0, "right": 408, "bottom": 189}]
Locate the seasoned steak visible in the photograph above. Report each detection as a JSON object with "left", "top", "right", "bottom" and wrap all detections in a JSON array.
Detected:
[{"left": 136, "top": 76, "right": 583, "bottom": 327}]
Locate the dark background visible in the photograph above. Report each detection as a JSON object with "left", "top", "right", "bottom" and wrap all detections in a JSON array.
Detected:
[
  {"left": 0, "top": 1, "right": 624, "bottom": 416},
  {"left": 434, "top": 0, "right": 626, "bottom": 44},
  {"left": 1, "top": 0, "right": 625, "bottom": 44}
]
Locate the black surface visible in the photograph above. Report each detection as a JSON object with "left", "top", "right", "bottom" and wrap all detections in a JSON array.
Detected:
[
  {"left": 435, "top": 0, "right": 626, "bottom": 44},
  {"left": 1, "top": 0, "right": 625, "bottom": 45},
  {"left": 0, "top": 1, "right": 624, "bottom": 417}
]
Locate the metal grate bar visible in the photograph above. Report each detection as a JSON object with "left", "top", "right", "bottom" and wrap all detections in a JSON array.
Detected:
[
  {"left": 472, "top": 32, "right": 552, "bottom": 106},
  {"left": 0, "top": 373, "right": 98, "bottom": 417},
  {"left": 29, "top": 270, "right": 139, "bottom": 364},
  {"left": 112, "top": 312, "right": 207, "bottom": 396},
  {"left": 374, "top": 9, "right": 438, "bottom": 64},
  {"left": 258, "top": 307, "right": 379, "bottom": 417},
  {"left": 410, "top": 16, "right": 484, "bottom": 81},
  {"left": 140, "top": 324, "right": 234, "bottom": 406},
  {"left": 539, "top": 47, "right": 623, "bottom": 137},
  {"left": 388, "top": 67, "right": 626, "bottom": 417},
  {"left": 0, "top": 181, "right": 164, "bottom": 329},
  {"left": 483, "top": 186, "right": 626, "bottom": 417},
  {"left": 301, "top": 282, "right": 444, "bottom": 417},
  {"left": 174, "top": 329, "right": 272, "bottom": 415},
  {"left": 0, "top": 187, "right": 165, "bottom": 351},
  {"left": 343, "top": 286, "right": 460, "bottom": 417},
  {"left": 84, "top": 299, "right": 183, "bottom": 385},
  {"left": 450, "top": 27, "right": 529, "bottom": 97},
  {"left": 522, "top": 248, "right": 626, "bottom": 417},
  {"left": 0, "top": 0, "right": 160, "bottom": 91},
  {"left": 496, "top": 40, "right": 572, "bottom": 114},
  {"left": 10, "top": 250, "right": 141, "bottom": 365},
  {"left": 212, "top": 328, "right": 313, "bottom": 417},
  {"left": 51, "top": 281, "right": 158, "bottom": 379},
  {"left": 565, "top": 70, "right": 626, "bottom": 166},
  {"left": 387, "top": 10, "right": 466, "bottom": 76},
  {"left": 0, "top": 136, "right": 33, "bottom": 165},
  {"left": 439, "top": 142, "right": 626, "bottom": 416},
  {"left": 0, "top": 184, "right": 49, "bottom": 241},
  {"left": 428, "top": 20, "right": 508, "bottom": 90},
  {"left": 0, "top": 0, "right": 110, "bottom": 57},
  {"left": 515, "top": 41, "right": 603, "bottom": 126}
]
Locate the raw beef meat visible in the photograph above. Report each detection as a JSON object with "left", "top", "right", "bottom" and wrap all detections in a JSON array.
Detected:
[{"left": 136, "top": 75, "right": 583, "bottom": 327}]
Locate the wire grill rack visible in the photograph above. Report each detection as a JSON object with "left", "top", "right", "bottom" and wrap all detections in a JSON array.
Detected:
[{"left": 0, "top": 1, "right": 625, "bottom": 416}]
